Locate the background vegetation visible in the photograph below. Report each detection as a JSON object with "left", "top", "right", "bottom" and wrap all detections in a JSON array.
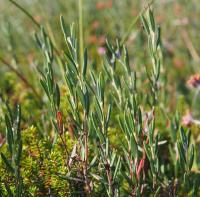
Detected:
[{"left": 0, "top": 0, "right": 200, "bottom": 196}]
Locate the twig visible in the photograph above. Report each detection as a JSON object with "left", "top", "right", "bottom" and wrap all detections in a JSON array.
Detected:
[
  {"left": 8, "top": 0, "right": 40, "bottom": 28},
  {"left": 99, "top": 145, "right": 114, "bottom": 196},
  {"left": 79, "top": 0, "right": 84, "bottom": 68},
  {"left": 8, "top": 0, "right": 61, "bottom": 57},
  {"left": 181, "top": 29, "right": 200, "bottom": 62},
  {"left": 83, "top": 112, "right": 92, "bottom": 196},
  {"left": 0, "top": 57, "right": 41, "bottom": 102},
  {"left": 120, "top": 0, "right": 157, "bottom": 46}
]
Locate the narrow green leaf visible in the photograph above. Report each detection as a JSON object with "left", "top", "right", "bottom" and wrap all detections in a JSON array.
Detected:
[
  {"left": 47, "top": 72, "right": 53, "bottom": 94},
  {"left": 130, "top": 133, "right": 138, "bottom": 158},
  {"left": 55, "top": 83, "right": 60, "bottom": 109},
  {"left": 76, "top": 86, "right": 84, "bottom": 110},
  {"left": 65, "top": 73, "right": 74, "bottom": 96},
  {"left": 5, "top": 114, "right": 13, "bottom": 154},
  {"left": 180, "top": 127, "right": 187, "bottom": 149},
  {"left": 141, "top": 14, "right": 150, "bottom": 34},
  {"left": 16, "top": 104, "right": 21, "bottom": 135},
  {"left": 187, "top": 129, "right": 191, "bottom": 147},
  {"left": 110, "top": 152, "right": 116, "bottom": 167},
  {"left": 177, "top": 142, "right": 186, "bottom": 164},
  {"left": 149, "top": 9, "right": 155, "bottom": 32},
  {"left": 40, "top": 79, "right": 50, "bottom": 99},
  {"left": 82, "top": 48, "right": 87, "bottom": 77},
  {"left": 144, "top": 143, "right": 152, "bottom": 161},
  {"left": 188, "top": 145, "right": 194, "bottom": 170},
  {"left": 1, "top": 153, "right": 14, "bottom": 174},
  {"left": 16, "top": 140, "right": 22, "bottom": 167},
  {"left": 90, "top": 155, "right": 98, "bottom": 167},
  {"left": 113, "top": 156, "right": 121, "bottom": 181},
  {"left": 103, "top": 63, "right": 112, "bottom": 80},
  {"left": 64, "top": 52, "right": 78, "bottom": 75},
  {"left": 91, "top": 173, "right": 102, "bottom": 181},
  {"left": 60, "top": 15, "right": 67, "bottom": 41},
  {"left": 34, "top": 32, "right": 42, "bottom": 49},
  {"left": 156, "top": 26, "right": 161, "bottom": 48},
  {"left": 5, "top": 102, "right": 13, "bottom": 124},
  {"left": 17, "top": 178, "right": 23, "bottom": 197},
  {"left": 106, "top": 137, "right": 109, "bottom": 157},
  {"left": 124, "top": 46, "right": 131, "bottom": 74},
  {"left": 106, "top": 39, "right": 115, "bottom": 54},
  {"left": 83, "top": 85, "right": 90, "bottom": 115},
  {"left": 154, "top": 186, "right": 161, "bottom": 197},
  {"left": 94, "top": 97, "right": 103, "bottom": 121},
  {"left": 118, "top": 116, "right": 125, "bottom": 133},
  {"left": 105, "top": 103, "right": 112, "bottom": 130}
]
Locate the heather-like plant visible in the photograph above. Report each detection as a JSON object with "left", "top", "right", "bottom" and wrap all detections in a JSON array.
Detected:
[
  {"left": 1, "top": 104, "right": 23, "bottom": 196},
  {"left": 0, "top": 1, "right": 200, "bottom": 197}
]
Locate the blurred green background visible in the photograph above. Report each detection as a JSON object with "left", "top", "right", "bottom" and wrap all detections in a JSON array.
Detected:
[{"left": 0, "top": 0, "right": 200, "bottom": 126}]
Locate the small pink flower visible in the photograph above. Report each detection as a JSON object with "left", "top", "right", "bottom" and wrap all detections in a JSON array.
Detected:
[
  {"left": 187, "top": 73, "right": 200, "bottom": 89},
  {"left": 91, "top": 20, "right": 100, "bottom": 29},
  {"left": 96, "top": 1, "right": 113, "bottom": 10},
  {"left": 182, "top": 112, "right": 193, "bottom": 127},
  {"left": 97, "top": 47, "right": 106, "bottom": 55}
]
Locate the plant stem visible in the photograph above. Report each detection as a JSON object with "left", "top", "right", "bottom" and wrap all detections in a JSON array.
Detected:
[
  {"left": 120, "top": 0, "right": 156, "bottom": 46},
  {"left": 0, "top": 57, "right": 41, "bottom": 102},
  {"left": 105, "top": 160, "right": 114, "bottom": 197},
  {"left": 8, "top": 0, "right": 60, "bottom": 57},
  {"left": 83, "top": 112, "right": 91, "bottom": 195},
  {"left": 79, "top": 0, "right": 84, "bottom": 68},
  {"left": 8, "top": 0, "right": 40, "bottom": 28}
]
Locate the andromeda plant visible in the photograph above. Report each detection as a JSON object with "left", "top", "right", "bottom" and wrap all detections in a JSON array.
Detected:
[{"left": 0, "top": 1, "right": 200, "bottom": 196}]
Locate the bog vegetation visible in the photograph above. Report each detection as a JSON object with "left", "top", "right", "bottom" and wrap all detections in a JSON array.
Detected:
[{"left": 0, "top": 0, "right": 200, "bottom": 196}]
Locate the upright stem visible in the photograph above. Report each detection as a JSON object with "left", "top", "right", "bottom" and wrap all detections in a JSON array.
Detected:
[
  {"left": 8, "top": 0, "right": 40, "bottom": 28},
  {"left": 120, "top": 0, "right": 156, "bottom": 46},
  {"left": 8, "top": 0, "right": 60, "bottom": 56},
  {"left": 83, "top": 111, "right": 91, "bottom": 195},
  {"left": 105, "top": 160, "right": 114, "bottom": 196},
  {"left": 79, "top": 0, "right": 84, "bottom": 68}
]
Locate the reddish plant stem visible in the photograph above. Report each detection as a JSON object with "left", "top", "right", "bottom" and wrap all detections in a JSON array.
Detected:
[
  {"left": 99, "top": 145, "right": 114, "bottom": 197},
  {"left": 105, "top": 163, "right": 114, "bottom": 197},
  {"left": 56, "top": 111, "right": 70, "bottom": 168}
]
